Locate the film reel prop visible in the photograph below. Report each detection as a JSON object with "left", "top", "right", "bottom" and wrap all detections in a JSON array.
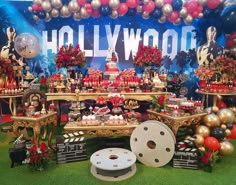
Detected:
[
  {"left": 130, "top": 120, "right": 176, "bottom": 167},
  {"left": 90, "top": 148, "right": 137, "bottom": 181}
]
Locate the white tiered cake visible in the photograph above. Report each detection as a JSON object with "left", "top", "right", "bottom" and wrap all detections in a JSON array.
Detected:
[{"left": 104, "top": 48, "right": 119, "bottom": 82}]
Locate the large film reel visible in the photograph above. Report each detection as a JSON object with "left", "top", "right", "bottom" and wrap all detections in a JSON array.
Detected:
[{"left": 130, "top": 120, "right": 176, "bottom": 167}]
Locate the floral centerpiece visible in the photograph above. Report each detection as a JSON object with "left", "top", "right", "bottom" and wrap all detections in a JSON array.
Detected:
[
  {"left": 194, "top": 67, "right": 215, "bottom": 80},
  {"left": 150, "top": 95, "right": 166, "bottom": 112},
  {"left": 54, "top": 44, "right": 86, "bottom": 68},
  {"left": 24, "top": 140, "right": 52, "bottom": 171},
  {"left": 199, "top": 148, "right": 220, "bottom": 172},
  {"left": 211, "top": 56, "right": 236, "bottom": 80},
  {"left": 133, "top": 44, "right": 162, "bottom": 68}
]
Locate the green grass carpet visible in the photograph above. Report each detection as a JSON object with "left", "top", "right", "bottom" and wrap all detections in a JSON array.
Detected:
[{"left": 1, "top": 124, "right": 236, "bottom": 185}]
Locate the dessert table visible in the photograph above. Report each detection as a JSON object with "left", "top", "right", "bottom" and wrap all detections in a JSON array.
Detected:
[
  {"left": 64, "top": 122, "right": 139, "bottom": 136},
  {"left": 147, "top": 109, "right": 207, "bottom": 135},
  {"left": 11, "top": 112, "right": 57, "bottom": 150}
]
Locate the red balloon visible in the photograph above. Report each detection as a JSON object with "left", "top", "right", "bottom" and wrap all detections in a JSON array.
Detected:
[
  {"left": 167, "top": 11, "right": 179, "bottom": 22},
  {"left": 226, "top": 33, "right": 236, "bottom": 48},
  {"left": 32, "top": 4, "right": 43, "bottom": 11},
  {"left": 216, "top": 99, "right": 228, "bottom": 109},
  {"left": 127, "top": 0, "right": 138, "bottom": 8},
  {"left": 206, "top": 0, "right": 220, "bottom": 10},
  {"left": 77, "top": 0, "right": 87, "bottom": 6},
  {"left": 185, "top": 1, "right": 198, "bottom": 14},
  {"left": 228, "top": 125, "right": 236, "bottom": 139},
  {"left": 164, "top": 0, "right": 173, "bottom": 4},
  {"left": 143, "top": 1, "right": 155, "bottom": 13},
  {"left": 117, "top": 3, "right": 128, "bottom": 16},
  {"left": 204, "top": 136, "right": 221, "bottom": 151},
  {"left": 197, "top": 5, "right": 203, "bottom": 13},
  {"left": 192, "top": 10, "right": 199, "bottom": 18},
  {"left": 100, "top": 0, "right": 110, "bottom": 5},
  {"left": 92, "top": 10, "right": 100, "bottom": 18}
]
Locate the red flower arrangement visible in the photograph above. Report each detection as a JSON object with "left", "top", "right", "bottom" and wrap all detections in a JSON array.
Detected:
[
  {"left": 25, "top": 140, "right": 52, "bottom": 171},
  {"left": 0, "top": 57, "right": 14, "bottom": 78},
  {"left": 199, "top": 149, "right": 220, "bottom": 172},
  {"left": 150, "top": 95, "right": 166, "bottom": 112},
  {"left": 211, "top": 56, "right": 236, "bottom": 79},
  {"left": 54, "top": 44, "right": 86, "bottom": 68},
  {"left": 133, "top": 44, "right": 162, "bottom": 67},
  {"left": 194, "top": 66, "right": 215, "bottom": 80}
]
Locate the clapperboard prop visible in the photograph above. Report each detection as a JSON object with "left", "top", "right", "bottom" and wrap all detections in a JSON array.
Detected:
[
  {"left": 172, "top": 138, "right": 200, "bottom": 170},
  {"left": 56, "top": 131, "right": 87, "bottom": 164}
]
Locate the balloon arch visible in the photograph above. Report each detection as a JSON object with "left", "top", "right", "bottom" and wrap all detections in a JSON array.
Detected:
[{"left": 29, "top": 0, "right": 231, "bottom": 25}]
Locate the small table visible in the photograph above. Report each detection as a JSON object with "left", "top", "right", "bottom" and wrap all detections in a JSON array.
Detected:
[
  {"left": 147, "top": 110, "right": 207, "bottom": 135},
  {"left": 11, "top": 112, "right": 57, "bottom": 150}
]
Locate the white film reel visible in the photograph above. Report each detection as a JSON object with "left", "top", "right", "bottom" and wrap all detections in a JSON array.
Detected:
[
  {"left": 90, "top": 148, "right": 137, "bottom": 181},
  {"left": 130, "top": 120, "right": 175, "bottom": 167}
]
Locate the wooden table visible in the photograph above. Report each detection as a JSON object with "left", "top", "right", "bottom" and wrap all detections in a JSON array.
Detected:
[
  {"left": 64, "top": 122, "right": 139, "bottom": 136},
  {"left": 147, "top": 110, "right": 207, "bottom": 135},
  {"left": 0, "top": 94, "right": 23, "bottom": 116},
  {"left": 11, "top": 112, "right": 57, "bottom": 150}
]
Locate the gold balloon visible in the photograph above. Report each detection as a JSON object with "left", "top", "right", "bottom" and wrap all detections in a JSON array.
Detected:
[
  {"left": 51, "top": 0, "right": 63, "bottom": 9},
  {"left": 142, "top": 11, "right": 150, "bottom": 19},
  {"left": 45, "top": 13, "right": 52, "bottom": 22},
  {"left": 194, "top": 134, "right": 204, "bottom": 147},
  {"left": 60, "top": 5, "right": 71, "bottom": 18},
  {"left": 230, "top": 47, "right": 236, "bottom": 55},
  {"left": 51, "top": 9, "right": 59, "bottom": 17},
  {"left": 220, "top": 141, "right": 234, "bottom": 156},
  {"left": 162, "top": 4, "right": 173, "bottom": 16},
  {"left": 225, "top": 129, "right": 231, "bottom": 136},
  {"left": 198, "top": 146, "right": 206, "bottom": 152},
  {"left": 221, "top": 124, "right": 227, "bottom": 130},
  {"left": 73, "top": 12, "right": 81, "bottom": 21},
  {"left": 212, "top": 106, "right": 219, "bottom": 113},
  {"left": 179, "top": 7, "right": 187, "bottom": 18},
  {"left": 184, "top": 15, "right": 193, "bottom": 25},
  {"left": 217, "top": 95, "right": 222, "bottom": 100},
  {"left": 174, "top": 18, "right": 181, "bottom": 25},
  {"left": 218, "top": 109, "right": 235, "bottom": 124},
  {"left": 42, "top": 1, "right": 52, "bottom": 12},
  {"left": 80, "top": 7, "right": 89, "bottom": 19},
  {"left": 110, "top": 10, "right": 118, "bottom": 19},
  {"left": 198, "top": 0, "right": 207, "bottom": 5},
  {"left": 196, "top": 125, "right": 210, "bottom": 138},
  {"left": 68, "top": 0, "right": 80, "bottom": 13},
  {"left": 198, "top": 13, "right": 204, "bottom": 18},
  {"left": 33, "top": 0, "right": 42, "bottom": 5},
  {"left": 91, "top": 0, "right": 101, "bottom": 10},
  {"left": 155, "top": 0, "right": 164, "bottom": 7},
  {"left": 109, "top": 0, "right": 120, "bottom": 10},
  {"left": 203, "top": 113, "right": 221, "bottom": 128},
  {"left": 229, "top": 107, "right": 236, "bottom": 114},
  {"left": 33, "top": 15, "right": 40, "bottom": 21},
  {"left": 136, "top": 5, "right": 143, "bottom": 13},
  {"left": 158, "top": 15, "right": 166, "bottom": 23}
]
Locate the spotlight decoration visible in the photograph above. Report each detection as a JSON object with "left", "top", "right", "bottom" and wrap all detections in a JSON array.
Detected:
[{"left": 28, "top": 0, "right": 226, "bottom": 24}]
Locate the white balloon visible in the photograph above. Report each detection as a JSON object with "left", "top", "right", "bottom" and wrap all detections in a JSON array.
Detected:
[
  {"left": 110, "top": 10, "right": 118, "bottom": 19},
  {"left": 33, "top": 15, "right": 40, "bottom": 21},
  {"left": 42, "top": 1, "right": 52, "bottom": 12},
  {"left": 155, "top": 0, "right": 164, "bottom": 7},
  {"left": 142, "top": 11, "right": 150, "bottom": 19},
  {"left": 80, "top": 7, "right": 89, "bottom": 19},
  {"left": 14, "top": 33, "right": 41, "bottom": 58}
]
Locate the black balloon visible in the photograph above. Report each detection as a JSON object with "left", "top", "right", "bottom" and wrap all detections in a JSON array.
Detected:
[
  {"left": 99, "top": 5, "right": 112, "bottom": 16},
  {"left": 221, "top": 5, "right": 236, "bottom": 34},
  {"left": 126, "top": 8, "right": 137, "bottom": 16},
  {"left": 211, "top": 128, "right": 225, "bottom": 140},
  {"left": 172, "top": 0, "right": 183, "bottom": 11},
  {"left": 38, "top": 11, "right": 46, "bottom": 19},
  {"left": 226, "top": 123, "right": 234, "bottom": 130},
  {"left": 151, "top": 7, "right": 162, "bottom": 19}
]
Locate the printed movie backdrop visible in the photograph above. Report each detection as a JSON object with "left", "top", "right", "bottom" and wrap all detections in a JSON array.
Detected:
[{"left": 1, "top": 0, "right": 233, "bottom": 97}]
